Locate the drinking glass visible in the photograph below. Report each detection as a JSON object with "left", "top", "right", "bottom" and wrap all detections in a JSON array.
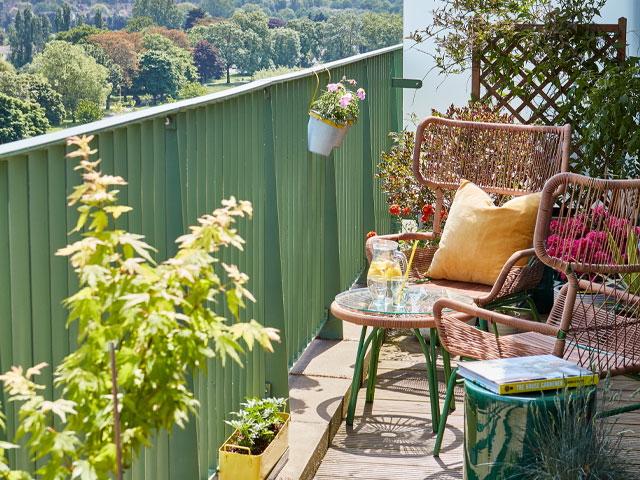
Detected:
[
  {"left": 367, "top": 275, "right": 387, "bottom": 306},
  {"left": 424, "top": 289, "right": 445, "bottom": 313},
  {"left": 389, "top": 275, "right": 407, "bottom": 307}
]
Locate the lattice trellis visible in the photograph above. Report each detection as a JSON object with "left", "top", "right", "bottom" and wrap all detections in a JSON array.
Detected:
[{"left": 472, "top": 17, "right": 627, "bottom": 127}]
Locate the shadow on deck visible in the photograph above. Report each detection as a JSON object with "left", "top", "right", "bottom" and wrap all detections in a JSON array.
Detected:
[{"left": 315, "top": 329, "right": 640, "bottom": 480}]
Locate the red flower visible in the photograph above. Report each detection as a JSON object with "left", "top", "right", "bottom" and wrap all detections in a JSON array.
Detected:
[
  {"left": 440, "top": 210, "right": 447, "bottom": 219},
  {"left": 402, "top": 206, "right": 411, "bottom": 216},
  {"left": 420, "top": 214, "right": 428, "bottom": 223},
  {"left": 389, "top": 205, "right": 401, "bottom": 216},
  {"left": 422, "top": 204, "right": 434, "bottom": 217},
  {"left": 366, "top": 231, "right": 377, "bottom": 239}
]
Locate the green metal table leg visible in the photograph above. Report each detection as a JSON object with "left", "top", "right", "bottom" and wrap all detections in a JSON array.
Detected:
[
  {"left": 478, "top": 318, "right": 488, "bottom": 331},
  {"left": 346, "top": 326, "right": 367, "bottom": 425},
  {"left": 434, "top": 367, "right": 458, "bottom": 457},
  {"left": 366, "top": 328, "right": 384, "bottom": 403},
  {"left": 439, "top": 340, "right": 455, "bottom": 412},
  {"left": 413, "top": 328, "right": 440, "bottom": 432},
  {"left": 354, "top": 326, "right": 367, "bottom": 380},
  {"left": 429, "top": 328, "right": 438, "bottom": 391},
  {"left": 346, "top": 327, "right": 378, "bottom": 425}
]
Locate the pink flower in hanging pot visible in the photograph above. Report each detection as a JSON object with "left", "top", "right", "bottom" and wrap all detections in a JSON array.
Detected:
[
  {"left": 327, "top": 83, "right": 339, "bottom": 92},
  {"left": 339, "top": 93, "right": 353, "bottom": 108},
  {"left": 357, "top": 88, "right": 366, "bottom": 100}
]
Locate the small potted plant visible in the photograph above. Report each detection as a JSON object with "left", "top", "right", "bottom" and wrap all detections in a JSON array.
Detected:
[
  {"left": 308, "top": 76, "right": 366, "bottom": 156},
  {"left": 219, "top": 397, "right": 289, "bottom": 480}
]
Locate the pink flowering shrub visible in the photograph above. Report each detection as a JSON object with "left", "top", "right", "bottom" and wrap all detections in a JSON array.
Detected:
[
  {"left": 546, "top": 206, "right": 640, "bottom": 266},
  {"left": 310, "top": 76, "right": 366, "bottom": 124}
]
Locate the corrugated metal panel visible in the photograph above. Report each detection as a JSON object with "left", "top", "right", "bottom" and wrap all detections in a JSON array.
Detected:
[{"left": 0, "top": 46, "right": 401, "bottom": 478}]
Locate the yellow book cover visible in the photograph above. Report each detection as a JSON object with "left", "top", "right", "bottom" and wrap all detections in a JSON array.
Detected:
[
  {"left": 458, "top": 355, "right": 599, "bottom": 395},
  {"left": 498, "top": 373, "right": 599, "bottom": 395}
]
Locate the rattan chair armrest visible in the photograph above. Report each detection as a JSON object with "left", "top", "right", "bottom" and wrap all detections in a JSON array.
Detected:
[
  {"left": 433, "top": 298, "right": 559, "bottom": 337},
  {"left": 474, "top": 248, "right": 537, "bottom": 305},
  {"left": 365, "top": 231, "right": 438, "bottom": 263}
]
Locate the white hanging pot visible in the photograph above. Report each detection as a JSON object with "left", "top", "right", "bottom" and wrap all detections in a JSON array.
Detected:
[
  {"left": 307, "top": 111, "right": 345, "bottom": 156},
  {"left": 333, "top": 120, "right": 354, "bottom": 148}
]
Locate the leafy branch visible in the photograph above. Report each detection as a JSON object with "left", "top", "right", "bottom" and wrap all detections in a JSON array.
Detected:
[{"left": 1, "top": 134, "right": 279, "bottom": 479}]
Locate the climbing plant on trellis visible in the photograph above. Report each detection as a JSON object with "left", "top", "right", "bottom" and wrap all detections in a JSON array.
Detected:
[{"left": 471, "top": 17, "right": 626, "bottom": 127}]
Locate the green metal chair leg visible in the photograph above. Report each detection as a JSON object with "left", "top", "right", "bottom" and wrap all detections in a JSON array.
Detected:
[
  {"left": 596, "top": 402, "right": 640, "bottom": 418},
  {"left": 346, "top": 327, "right": 377, "bottom": 425},
  {"left": 413, "top": 328, "right": 440, "bottom": 432},
  {"left": 524, "top": 295, "right": 541, "bottom": 322},
  {"left": 492, "top": 320, "right": 500, "bottom": 338},
  {"left": 434, "top": 367, "right": 458, "bottom": 457},
  {"left": 366, "top": 328, "right": 385, "bottom": 403}
]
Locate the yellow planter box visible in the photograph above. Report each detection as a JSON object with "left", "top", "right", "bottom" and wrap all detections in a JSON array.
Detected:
[{"left": 218, "top": 412, "right": 290, "bottom": 480}]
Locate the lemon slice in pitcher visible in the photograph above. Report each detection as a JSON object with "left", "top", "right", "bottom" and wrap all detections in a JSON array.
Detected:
[{"left": 368, "top": 260, "right": 388, "bottom": 279}]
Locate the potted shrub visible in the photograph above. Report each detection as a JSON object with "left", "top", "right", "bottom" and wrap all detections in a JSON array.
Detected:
[
  {"left": 219, "top": 397, "right": 289, "bottom": 480},
  {"left": 308, "top": 76, "right": 366, "bottom": 156}
]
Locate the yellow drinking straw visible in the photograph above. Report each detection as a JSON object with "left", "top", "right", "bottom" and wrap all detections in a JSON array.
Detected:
[{"left": 401, "top": 240, "right": 418, "bottom": 293}]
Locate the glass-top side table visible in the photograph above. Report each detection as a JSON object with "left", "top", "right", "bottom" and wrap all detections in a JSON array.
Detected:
[
  {"left": 330, "top": 285, "right": 474, "bottom": 429},
  {"left": 335, "top": 285, "right": 474, "bottom": 316}
]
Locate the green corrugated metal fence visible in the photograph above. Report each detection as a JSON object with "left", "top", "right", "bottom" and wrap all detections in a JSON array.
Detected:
[{"left": 0, "top": 45, "right": 401, "bottom": 478}]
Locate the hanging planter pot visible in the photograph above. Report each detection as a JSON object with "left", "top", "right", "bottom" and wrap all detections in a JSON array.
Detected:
[
  {"left": 307, "top": 111, "right": 345, "bottom": 156},
  {"left": 307, "top": 69, "right": 365, "bottom": 156},
  {"left": 333, "top": 120, "right": 353, "bottom": 148}
]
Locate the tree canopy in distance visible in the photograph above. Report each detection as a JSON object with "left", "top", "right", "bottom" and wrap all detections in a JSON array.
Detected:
[{"left": 0, "top": 0, "right": 402, "bottom": 140}]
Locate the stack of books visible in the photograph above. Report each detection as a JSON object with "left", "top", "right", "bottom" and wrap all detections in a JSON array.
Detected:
[{"left": 457, "top": 355, "right": 599, "bottom": 395}]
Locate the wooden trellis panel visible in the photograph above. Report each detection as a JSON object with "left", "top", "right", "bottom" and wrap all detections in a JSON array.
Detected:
[{"left": 472, "top": 17, "right": 627, "bottom": 126}]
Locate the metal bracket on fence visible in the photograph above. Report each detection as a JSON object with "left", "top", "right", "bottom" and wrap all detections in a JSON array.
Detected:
[{"left": 391, "top": 78, "right": 423, "bottom": 89}]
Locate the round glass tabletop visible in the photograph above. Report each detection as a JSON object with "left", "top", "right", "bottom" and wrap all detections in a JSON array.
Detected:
[{"left": 334, "top": 285, "right": 474, "bottom": 315}]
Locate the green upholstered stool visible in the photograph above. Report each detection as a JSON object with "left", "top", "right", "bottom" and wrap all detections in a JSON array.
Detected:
[{"left": 463, "top": 379, "right": 596, "bottom": 480}]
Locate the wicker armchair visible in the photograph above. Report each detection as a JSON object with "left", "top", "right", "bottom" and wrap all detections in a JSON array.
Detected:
[
  {"left": 367, "top": 117, "right": 572, "bottom": 314},
  {"left": 432, "top": 172, "right": 640, "bottom": 456}
]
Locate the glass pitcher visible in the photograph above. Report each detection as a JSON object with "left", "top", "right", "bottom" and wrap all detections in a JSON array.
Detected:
[{"left": 367, "top": 238, "right": 408, "bottom": 287}]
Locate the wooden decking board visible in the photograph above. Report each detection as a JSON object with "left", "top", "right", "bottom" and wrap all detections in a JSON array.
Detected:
[{"left": 315, "top": 329, "right": 640, "bottom": 479}]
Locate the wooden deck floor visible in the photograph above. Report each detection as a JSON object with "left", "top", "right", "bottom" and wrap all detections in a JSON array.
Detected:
[{"left": 315, "top": 329, "right": 640, "bottom": 479}]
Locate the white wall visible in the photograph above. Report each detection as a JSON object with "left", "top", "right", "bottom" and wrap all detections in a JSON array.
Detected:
[{"left": 403, "top": 0, "right": 640, "bottom": 126}]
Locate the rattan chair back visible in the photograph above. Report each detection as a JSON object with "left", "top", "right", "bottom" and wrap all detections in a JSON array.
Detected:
[
  {"left": 535, "top": 172, "right": 640, "bottom": 376},
  {"left": 412, "top": 117, "right": 572, "bottom": 234}
]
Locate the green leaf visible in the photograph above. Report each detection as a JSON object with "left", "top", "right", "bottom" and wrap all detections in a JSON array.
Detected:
[
  {"left": 0, "top": 441, "right": 19, "bottom": 450},
  {"left": 120, "top": 293, "right": 150, "bottom": 310},
  {"left": 226, "top": 289, "right": 240, "bottom": 319},
  {"left": 89, "top": 210, "right": 108, "bottom": 232},
  {"left": 72, "top": 205, "right": 91, "bottom": 233},
  {"left": 214, "top": 334, "right": 244, "bottom": 366},
  {"left": 71, "top": 460, "right": 98, "bottom": 480},
  {"left": 104, "top": 206, "right": 132, "bottom": 219},
  {"left": 119, "top": 233, "right": 157, "bottom": 264}
]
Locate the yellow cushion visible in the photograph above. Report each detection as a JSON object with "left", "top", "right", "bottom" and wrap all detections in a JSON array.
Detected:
[{"left": 426, "top": 180, "right": 541, "bottom": 286}]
